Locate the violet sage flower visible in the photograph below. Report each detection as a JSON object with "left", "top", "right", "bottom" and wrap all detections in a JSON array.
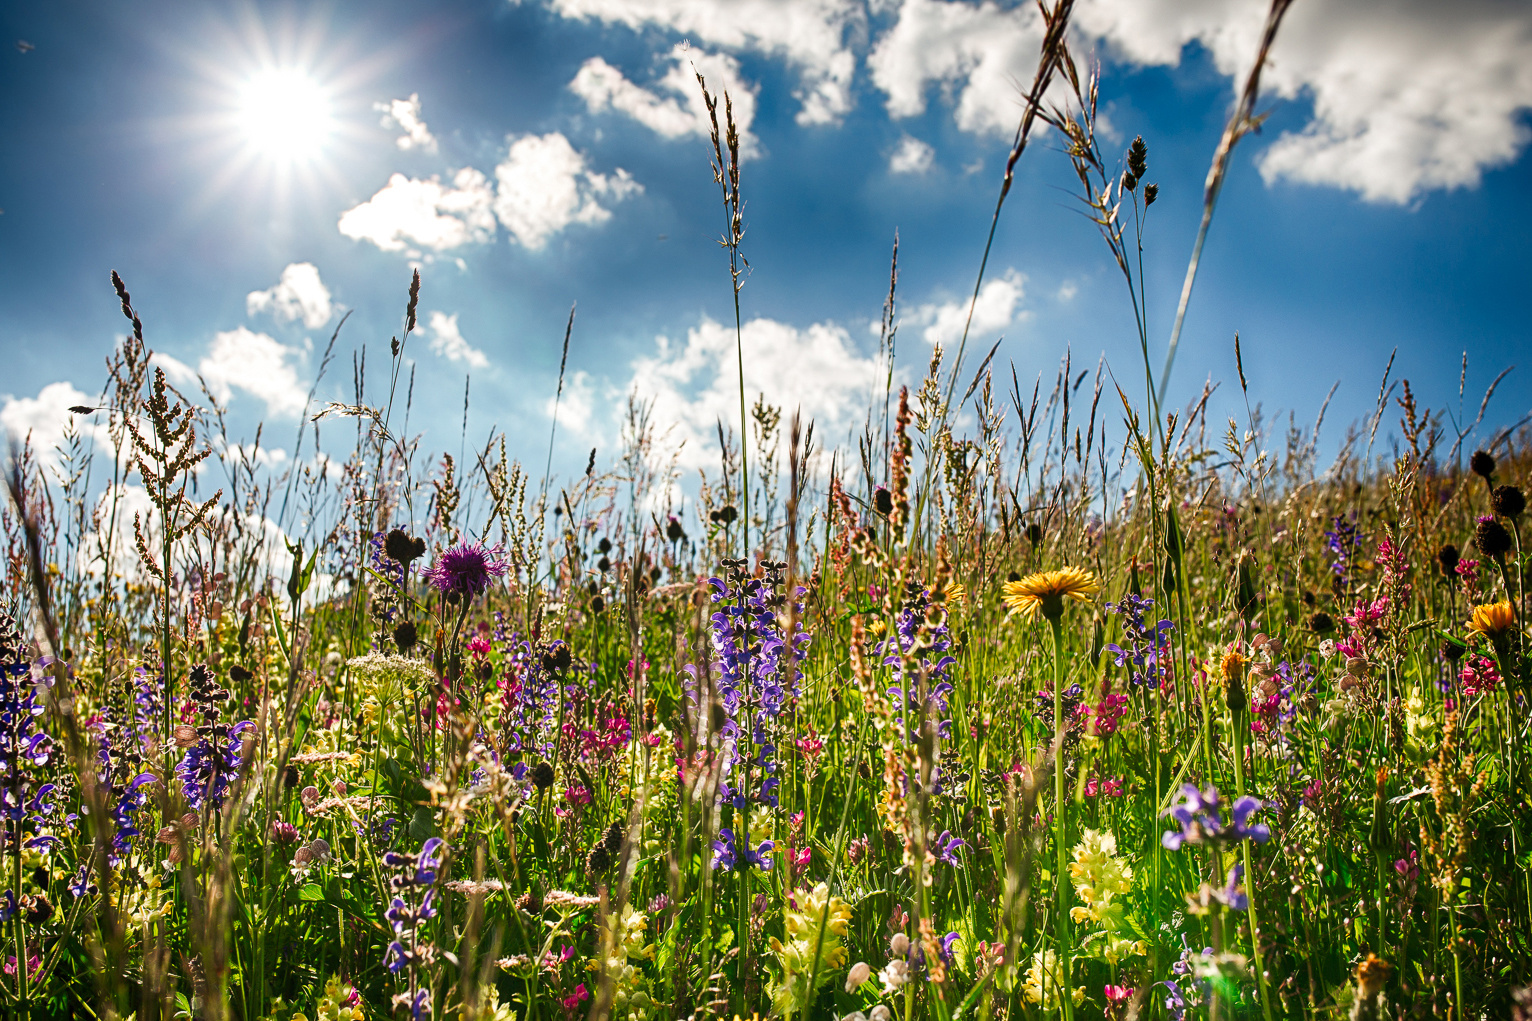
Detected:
[{"left": 1162, "top": 784, "right": 1270, "bottom": 850}]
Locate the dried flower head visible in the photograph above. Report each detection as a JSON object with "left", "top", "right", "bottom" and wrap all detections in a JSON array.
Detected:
[
  {"left": 1002, "top": 566, "right": 1100, "bottom": 621},
  {"left": 1474, "top": 516, "right": 1512, "bottom": 561},
  {"left": 1470, "top": 449, "right": 1496, "bottom": 478},
  {"left": 1493, "top": 484, "right": 1526, "bottom": 519}
]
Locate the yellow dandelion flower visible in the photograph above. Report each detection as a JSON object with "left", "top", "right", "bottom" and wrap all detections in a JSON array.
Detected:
[
  {"left": 1467, "top": 599, "right": 1516, "bottom": 640},
  {"left": 1002, "top": 567, "right": 1100, "bottom": 621}
]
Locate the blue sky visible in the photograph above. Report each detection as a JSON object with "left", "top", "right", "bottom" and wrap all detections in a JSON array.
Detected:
[{"left": 2, "top": 0, "right": 1530, "bottom": 490}]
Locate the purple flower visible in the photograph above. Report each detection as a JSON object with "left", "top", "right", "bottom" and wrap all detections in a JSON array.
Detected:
[
  {"left": 934, "top": 830, "right": 965, "bottom": 866},
  {"left": 711, "top": 827, "right": 774, "bottom": 872},
  {"left": 1162, "top": 979, "right": 1186, "bottom": 1021},
  {"left": 1163, "top": 784, "right": 1270, "bottom": 850},
  {"left": 1215, "top": 863, "right": 1248, "bottom": 911},
  {"left": 1104, "top": 591, "right": 1174, "bottom": 689},
  {"left": 422, "top": 541, "right": 509, "bottom": 599}
]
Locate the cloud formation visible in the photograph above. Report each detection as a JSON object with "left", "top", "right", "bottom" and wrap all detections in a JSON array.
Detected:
[
  {"left": 0, "top": 381, "right": 107, "bottom": 467},
  {"left": 246, "top": 262, "right": 334, "bottom": 329},
  {"left": 888, "top": 134, "right": 935, "bottom": 174},
  {"left": 492, "top": 132, "right": 642, "bottom": 250},
  {"left": 163, "top": 327, "right": 309, "bottom": 418},
  {"left": 426, "top": 311, "right": 490, "bottom": 369},
  {"left": 339, "top": 134, "right": 638, "bottom": 254},
  {"left": 865, "top": 0, "right": 1532, "bottom": 204},
  {"left": 626, "top": 314, "right": 884, "bottom": 469},
  {"left": 338, "top": 169, "right": 496, "bottom": 254},
  {"left": 904, "top": 268, "right": 1026, "bottom": 347},
  {"left": 569, "top": 44, "right": 760, "bottom": 155},
  {"left": 542, "top": 0, "right": 860, "bottom": 125},
  {"left": 376, "top": 93, "right": 439, "bottom": 152}
]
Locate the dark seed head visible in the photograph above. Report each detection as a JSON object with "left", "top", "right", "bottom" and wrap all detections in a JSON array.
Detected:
[
  {"left": 517, "top": 888, "right": 543, "bottom": 914},
  {"left": 393, "top": 620, "right": 418, "bottom": 654},
  {"left": 1436, "top": 543, "right": 1460, "bottom": 576},
  {"left": 597, "top": 556, "right": 611, "bottom": 573},
  {"left": 873, "top": 487, "right": 894, "bottom": 516},
  {"left": 530, "top": 761, "right": 555, "bottom": 790},
  {"left": 1127, "top": 136, "right": 1148, "bottom": 179},
  {"left": 1307, "top": 611, "right": 1334, "bottom": 634},
  {"left": 666, "top": 517, "right": 686, "bottom": 543},
  {"left": 1006, "top": 570, "right": 1021, "bottom": 583},
  {"left": 1025, "top": 523, "right": 1043, "bottom": 548},
  {"left": 598, "top": 537, "right": 612, "bottom": 554},
  {"left": 541, "top": 642, "right": 572, "bottom": 675},
  {"left": 585, "top": 843, "right": 612, "bottom": 875},
  {"left": 1143, "top": 183, "right": 1158, "bottom": 206},
  {"left": 1475, "top": 517, "right": 1513, "bottom": 560},
  {"left": 603, "top": 820, "right": 624, "bottom": 853},
  {"left": 1492, "top": 484, "right": 1526, "bottom": 519},
  {"left": 1470, "top": 449, "right": 1496, "bottom": 479}
]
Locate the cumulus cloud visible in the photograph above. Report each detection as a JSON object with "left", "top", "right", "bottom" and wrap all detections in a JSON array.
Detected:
[
  {"left": 866, "top": 0, "right": 1532, "bottom": 204},
  {"left": 868, "top": 0, "right": 1048, "bottom": 136},
  {"left": 492, "top": 132, "right": 642, "bottom": 250},
  {"left": 426, "top": 311, "right": 489, "bottom": 369},
  {"left": 0, "top": 381, "right": 107, "bottom": 467},
  {"left": 904, "top": 269, "right": 1026, "bottom": 347},
  {"left": 376, "top": 93, "right": 438, "bottom": 152},
  {"left": 626, "top": 314, "right": 884, "bottom": 470},
  {"left": 889, "top": 133, "right": 935, "bottom": 174},
  {"left": 246, "top": 262, "right": 334, "bottom": 330},
  {"left": 542, "top": 0, "right": 860, "bottom": 125},
  {"left": 198, "top": 327, "right": 309, "bottom": 418},
  {"left": 338, "top": 168, "right": 495, "bottom": 254},
  {"left": 569, "top": 44, "right": 760, "bottom": 155}
]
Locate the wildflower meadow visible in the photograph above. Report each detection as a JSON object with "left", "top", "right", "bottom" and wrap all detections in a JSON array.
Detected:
[{"left": 3, "top": 3, "right": 1531, "bottom": 1020}]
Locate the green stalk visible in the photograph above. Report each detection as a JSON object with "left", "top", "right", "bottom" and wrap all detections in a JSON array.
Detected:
[
  {"left": 1050, "top": 615, "right": 1074, "bottom": 1021},
  {"left": 1229, "top": 703, "right": 1273, "bottom": 1021}
]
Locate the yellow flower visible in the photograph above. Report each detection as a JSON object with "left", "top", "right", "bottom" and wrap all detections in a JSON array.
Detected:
[
  {"left": 1467, "top": 599, "right": 1516, "bottom": 640},
  {"left": 1068, "top": 829, "right": 1133, "bottom": 929},
  {"left": 1002, "top": 567, "right": 1100, "bottom": 621}
]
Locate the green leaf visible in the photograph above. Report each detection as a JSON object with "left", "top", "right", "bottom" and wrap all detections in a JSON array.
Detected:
[{"left": 298, "top": 883, "right": 324, "bottom": 902}]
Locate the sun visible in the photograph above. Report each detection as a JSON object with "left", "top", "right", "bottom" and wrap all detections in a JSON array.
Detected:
[{"left": 235, "top": 68, "right": 334, "bottom": 164}]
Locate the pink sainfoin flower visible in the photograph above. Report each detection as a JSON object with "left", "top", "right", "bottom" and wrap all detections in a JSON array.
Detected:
[
  {"left": 1459, "top": 654, "right": 1501, "bottom": 697},
  {"left": 1376, "top": 537, "right": 1408, "bottom": 586},
  {"left": 1343, "top": 596, "right": 1389, "bottom": 630},
  {"left": 1084, "top": 776, "right": 1124, "bottom": 798},
  {"left": 1456, "top": 557, "right": 1480, "bottom": 598},
  {"left": 1090, "top": 692, "right": 1130, "bottom": 738},
  {"left": 422, "top": 540, "right": 509, "bottom": 599}
]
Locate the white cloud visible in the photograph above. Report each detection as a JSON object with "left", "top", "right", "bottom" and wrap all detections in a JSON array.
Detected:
[
  {"left": 1056, "top": 280, "right": 1078, "bottom": 302},
  {"left": 889, "top": 133, "right": 935, "bottom": 174},
  {"left": 868, "top": 0, "right": 1048, "bottom": 136},
  {"left": 626, "top": 314, "right": 884, "bottom": 470},
  {"left": 426, "top": 311, "right": 489, "bottom": 369},
  {"left": 246, "top": 262, "right": 334, "bottom": 330},
  {"left": 867, "top": 0, "right": 1532, "bottom": 205},
  {"left": 906, "top": 268, "right": 1026, "bottom": 347},
  {"left": 338, "top": 168, "right": 496, "bottom": 253},
  {"left": 492, "top": 132, "right": 642, "bottom": 250},
  {"left": 0, "top": 381, "right": 108, "bottom": 467},
  {"left": 198, "top": 327, "right": 308, "bottom": 418},
  {"left": 569, "top": 44, "right": 760, "bottom": 156},
  {"left": 543, "top": 0, "right": 860, "bottom": 125},
  {"left": 548, "top": 369, "right": 597, "bottom": 439},
  {"left": 376, "top": 93, "right": 438, "bottom": 152}
]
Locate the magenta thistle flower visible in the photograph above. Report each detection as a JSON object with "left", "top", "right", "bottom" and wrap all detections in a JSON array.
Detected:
[{"left": 422, "top": 541, "right": 509, "bottom": 599}]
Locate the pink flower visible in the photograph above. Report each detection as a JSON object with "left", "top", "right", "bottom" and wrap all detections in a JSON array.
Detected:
[
  {"left": 1459, "top": 654, "right": 1501, "bottom": 697},
  {"left": 562, "top": 983, "right": 589, "bottom": 1010}
]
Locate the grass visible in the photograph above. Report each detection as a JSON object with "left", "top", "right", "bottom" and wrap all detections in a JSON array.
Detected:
[{"left": 2, "top": 5, "right": 1531, "bottom": 1019}]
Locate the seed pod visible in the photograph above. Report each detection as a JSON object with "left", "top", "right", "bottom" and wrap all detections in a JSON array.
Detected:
[{"left": 1470, "top": 449, "right": 1496, "bottom": 478}]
